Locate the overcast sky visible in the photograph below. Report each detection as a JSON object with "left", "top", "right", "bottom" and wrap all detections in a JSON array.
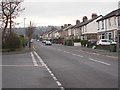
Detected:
[{"left": 16, "top": 0, "right": 120, "bottom": 27}]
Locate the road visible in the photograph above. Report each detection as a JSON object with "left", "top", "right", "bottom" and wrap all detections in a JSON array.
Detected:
[{"left": 2, "top": 40, "right": 118, "bottom": 89}]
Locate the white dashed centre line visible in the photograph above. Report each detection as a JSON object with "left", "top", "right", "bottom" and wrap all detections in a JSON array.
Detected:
[
  {"left": 58, "top": 49, "right": 62, "bottom": 51},
  {"left": 76, "top": 55, "right": 83, "bottom": 57},
  {"left": 89, "top": 58, "right": 111, "bottom": 66},
  {"left": 63, "top": 51, "right": 70, "bottom": 53}
]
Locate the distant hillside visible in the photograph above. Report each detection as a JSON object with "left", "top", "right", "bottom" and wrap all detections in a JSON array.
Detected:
[{"left": 13, "top": 25, "right": 61, "bottom": 38}]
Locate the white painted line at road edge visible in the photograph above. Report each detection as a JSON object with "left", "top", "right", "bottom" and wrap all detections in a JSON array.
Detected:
[
  {"left": 33, "top": 51, "right": 65, "bottom": 90},
  {"left": 89, "top": 58, "right": 111, "bottom": 66},
  {"left": 30, "top": 52, "right": 38, "bottom": 66},
  {"left": 56, "top": 81, "right": 62, "bottom": 86},
  {"left": 33, "top": 51, "right": 46, "bottom": 66}
]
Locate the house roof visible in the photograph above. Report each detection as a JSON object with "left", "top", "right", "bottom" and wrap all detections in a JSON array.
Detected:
[
  {"left": 97, "top": 8, "right": 120, "bottom": 21},
  {"left": 63, "top": 25, "right": 74, "bottom": 31},
  {"left": 74, "top": 15, "right": 102, "bottom": 28}
]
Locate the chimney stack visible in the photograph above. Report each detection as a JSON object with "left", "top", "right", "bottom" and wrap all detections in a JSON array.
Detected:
[
  {"left": 83, "top": 16, "right": 88, "bottom": 22},
  {"left": 92, "top": 13, "right": 97, "bottom": 19},
  {"left": 76, "top": 20, "right": 80, "bottom": 24},
  {"left": 68, "top": 24, "right": 71, "bottom": 26},
  {"left": 61, "top": 26, "right": 64, "bottom": 29}
]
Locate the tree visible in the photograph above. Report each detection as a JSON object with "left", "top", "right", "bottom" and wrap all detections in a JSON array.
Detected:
[
  {"left": 0, "top": 0, "right": 25, "bottom": 39},
  {"left": 25, "top": 21, "right": 36, "bottom": 48}
]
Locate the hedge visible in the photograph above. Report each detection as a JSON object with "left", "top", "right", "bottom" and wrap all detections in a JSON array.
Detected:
[
  {"left": 63, "top": 39, "right": 74, "bottom": 46},
  {"left": 2, "top": 33, "right": 25, "bottom": 51},
  {"left": 73, "top": 39, "right": 81, "bottom": 42},
  {"left": 81, "top": 40, "right": 88, "bottom": 47}
]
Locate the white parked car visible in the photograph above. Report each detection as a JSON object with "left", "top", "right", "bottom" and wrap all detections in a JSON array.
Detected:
[
  {"left": 42, "top": 40, "right": 47, "bottom": 43},
  {"left": 37, "top": 39, "right": 40, "bottom": 42},
  {"left": 96, "top": 39, "right": 112, "bottom": 45},
  {"left": 45, "top": 41, "right": 52, "bottom": 45}
]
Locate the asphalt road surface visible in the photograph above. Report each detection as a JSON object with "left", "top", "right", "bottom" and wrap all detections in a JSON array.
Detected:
[{"left": 2, "top": 40, "right": 118, "bottom": 89}]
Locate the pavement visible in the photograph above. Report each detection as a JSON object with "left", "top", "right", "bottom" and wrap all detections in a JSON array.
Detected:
[{"left": 2, "top": 46, "right": 60, "bottom": 89}]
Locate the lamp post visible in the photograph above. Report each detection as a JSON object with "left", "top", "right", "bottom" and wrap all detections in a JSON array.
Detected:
[
  {"left": 24, "top": 18, "right": 26, "bottom": 38},
  {"left": 24, "top": 18, "right": 26, "bottom": 47}
]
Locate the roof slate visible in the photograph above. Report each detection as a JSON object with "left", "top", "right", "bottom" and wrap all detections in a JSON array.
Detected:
[
  {"left": 97, "top": 8, "right": 120, "bottom": 21},
  {"left": 74, "top": 15, "right": 102, "bottom": 28}
]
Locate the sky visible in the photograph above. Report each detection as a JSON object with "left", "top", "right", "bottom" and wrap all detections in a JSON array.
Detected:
[{"left": 16, "top": 0, "right": 120, "bottom": 27}]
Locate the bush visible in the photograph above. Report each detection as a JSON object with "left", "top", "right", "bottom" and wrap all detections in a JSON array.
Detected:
[
  {"left": 19, "top": 35, "right": 25, "bottom": 48},
  {"left": 96, "top": 45, "right": 110, "bottom": 50},
  {"left": 2, "top": 33, "right": 25, "bottom": 50},
  {"left": 73, "top": 39, "right": 81, "bottom": 42},
  {"left": 63, "top": 39, "right": 74, "bottom": 46},
  {"left": 81, "top": 40, "right": 88, "bottom": 47},
  {"left": 53, "top": 39, "right": 58, "bottom": 44}
]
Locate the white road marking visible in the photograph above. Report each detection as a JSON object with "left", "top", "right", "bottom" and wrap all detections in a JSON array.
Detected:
[
  {"left": 0, "top": 65, "right": 40, "bottom": 67},
  {"left": 76, "top": 55, "right": 83, "bottom": 57},
  {"left": 58, "top": 49, "right": 62, "bottom": 51},
  {"left": 72, "top": 53, "right": 77, "bottom": 56},
  {"left": 60, "top": 87, "right": 65, "bottom": 90},
  {"left": 50, "top": 73, "right": 54, "bottom": 77},
  {"left": 72, "top": 53, "right": 83, "bottom": 58},
  {"left": 31, "top": 52, "right": 38, "bottom": 66},
  {"left": 63, "top": 51, "right": 70, "bottom": 53},
  {"left": 33, "top": 51, "right": 65, "bottom": 90},
  {"left": 89, "top": 58, "right": 111, "bottom": 66},
  {"left": 56, "top": 81, "right": 62, "bottom": 86},
  {"left": 53, "top": 76, "right": 58, "bottom": 81},
  {"left": 33, "top": 51, "right": 46, "bottom": 66}
]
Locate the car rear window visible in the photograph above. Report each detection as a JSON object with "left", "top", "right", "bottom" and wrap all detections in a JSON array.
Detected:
[{"left": 102, "top": 40, "right": 111, "bottom": 42}]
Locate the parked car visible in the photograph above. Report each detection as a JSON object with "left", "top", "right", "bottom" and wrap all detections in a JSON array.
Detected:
[
  {"left": 96, "top": 39, "right": 112, "bottom": 45},
  {"left": 37, "top": 39, "right": 40, "bottom": 42},
  {"left": 88, "top": 40, "right": 98, "bottom": 47},
  {"left": 42, "top": 40, "right": 47, "bottom": 43},
  {"left": 45, "top": 41, "right": 52, "bottom": 45}
]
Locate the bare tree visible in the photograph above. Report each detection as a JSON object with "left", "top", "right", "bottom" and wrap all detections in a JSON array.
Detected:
[
  {"left": 0, "top": 0, "right": 25, "bottom": 39},
  {"left": 25, "top": 21, "right": 36, "bottom": 48}
]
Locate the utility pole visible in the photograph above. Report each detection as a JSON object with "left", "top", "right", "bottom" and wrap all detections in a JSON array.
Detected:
[
  {"left": 10, "top": 2, "right": 12, "bottom": 34},
  {"left": 24, "top": 18, "right": 26, "bottom": 38},
  {"left": 29, "top": 21, "right": 31, "bottom": 48}
]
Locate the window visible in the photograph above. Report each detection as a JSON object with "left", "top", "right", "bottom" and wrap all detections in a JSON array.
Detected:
[
  {"left": 108, "top": 18, "right": 111, "bottom": 26},
  {"left": 114, "top": 17, "right": 116, "bottom": 25},
  {"left": 101, "top": 20, "right": 104, "bottom": 29},
  {"left": 85, "top": 25, "right": 87, "bottom": 32},
  {"left": 118, "top": 16, "right": 120, "bottom": 26},
  {"left": 108, "top": 33, "right": 112, "bottom": 40},
  {"left": 102, "top": 34, "right": 105, "bottom": 39},
  {"left": 82, "top": 26, "right": 84, "bottom": 33},
  {"left": 98, "top": 22, "right": 100, "bottom": 30}
]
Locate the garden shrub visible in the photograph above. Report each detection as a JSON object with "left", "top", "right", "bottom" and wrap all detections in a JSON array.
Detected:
[
  {"left": 81, "top": 40, "right": 88, "bottom": 47},
  {"left": 2, "top": 33, "right": 25, "bottom": 50},
  {"left": 73, "top": 39, "right": 81, "bottom": 42}
]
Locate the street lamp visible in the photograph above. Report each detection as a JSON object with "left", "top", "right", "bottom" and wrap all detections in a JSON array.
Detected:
[{"left": 24, "top": 18, "right": 26, "bottom": 38}]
